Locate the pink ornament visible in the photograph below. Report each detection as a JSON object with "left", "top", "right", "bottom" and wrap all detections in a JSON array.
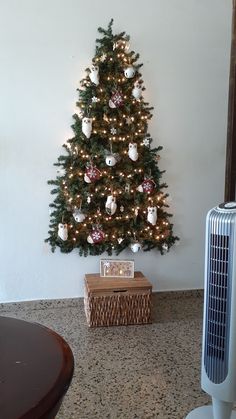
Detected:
[
  {"left": 142, "top": 179, "right": 155, "bottom": 193},
  {"left": 137, "top": 178, "right": 156, "bottom": 194},
  {"left": 109, "top": 91, "right": 124, "bottom": 108},
  {"left": 90, "top": 228, "right": 105, "bottom": 244},
  {"left": 84, "top": 166, "right": 101, "bottom": 183}
]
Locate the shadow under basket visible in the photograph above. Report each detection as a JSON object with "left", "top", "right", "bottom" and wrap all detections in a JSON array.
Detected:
[{"left": 84, "top": 272, "right": 152, "bottom": 327}]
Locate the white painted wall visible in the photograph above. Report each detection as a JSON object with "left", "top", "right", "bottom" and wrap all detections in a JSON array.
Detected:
[{"left": 0, "top": 0, "right": 231, "bottom": 302}]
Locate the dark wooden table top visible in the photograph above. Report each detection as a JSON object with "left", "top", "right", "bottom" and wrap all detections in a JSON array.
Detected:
[{"left": 0, "top": 316, "right": 74, "bottom": 419}]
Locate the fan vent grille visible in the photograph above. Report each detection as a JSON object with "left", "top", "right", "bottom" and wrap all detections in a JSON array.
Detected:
[{"left": 204, "top": 210, "right": 234, "bottom": 384}]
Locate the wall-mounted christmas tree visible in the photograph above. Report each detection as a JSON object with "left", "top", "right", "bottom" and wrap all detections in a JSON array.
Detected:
[{"left": 46, "top": 20, "right": 179, "bottom": 256}]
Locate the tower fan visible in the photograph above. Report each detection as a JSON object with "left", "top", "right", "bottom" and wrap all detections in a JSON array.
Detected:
[{"left": 186, "top": 202, "right": 236, "bottom": 419}]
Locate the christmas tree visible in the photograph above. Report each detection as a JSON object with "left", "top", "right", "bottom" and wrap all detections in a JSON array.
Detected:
[{"left": 46, "top": 20, "right": 179, "bottom": 256}]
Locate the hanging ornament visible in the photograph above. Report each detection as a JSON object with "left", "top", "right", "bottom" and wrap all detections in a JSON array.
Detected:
[
  {"left": 137, "top": 178, "right": 156, "bottom": 194},
  {"left": 155, "top": 154, "right": 161, "bottom": 161},
  {"left": 82, "top": 117, "right": 92, "bottom": 139},
  {"left": 117, "top": 237, "right": 124, "bottom": 244},
  {"left": 58, "top": 223, "right": 68, "bottom": 241},
  {"left": 76, "top": 106, "right": 84, "bottom": 119},
  {"left": 89, "top": 65, "right": 99, "bottom": 85},
  {"left": 73, "top": 208, "right": 86, "bottom": 223},
  {"left": 105, "top": 154, "right": 118, "bottom": 167},
  {"left": 125, "top": 183, "right": 130, "bottom": 193},
  {"left": 132, "top": 81, "right": 142, "bottom": 99},
  {"left": 105, "top": 143, "right": 119, "bottom": 167},
  {"left": 130, "top": 242, "right": 142, "bottom": 253},
  {"left": 109, "top": 91, "right": 124, "bottom": 108},
  {"left": 124, "top": 66, "right": 136, "bottom": 79},
  {"left": 142, "top": 138, "right": 150, "bottom": 147},
  {"left": 103, "top": 114, "right": 109, "bottom": 122},
  {"left": 147, "top": 206, "right": 157, "bottom": 226},
  {"left": 87, "top": 195, "right": 91, "bottom": 204},
  {"left": 126, "top": 116, "right": 132, "bottom": 125},
  {"left": 128, "top": 143, "right": 139, "bottom": 162},
  {"left": 84, "top": 165, "right": 101, "bottom": 183},
  {"left": 105, "top": 195, "right": 117, "bottom": 215},
  {"left": 100, "top": 53, "right": 107, "bottom": 62},
  {"left": 110, "top": 127, "right": 117, "bottom": 135},
  {"left": 92, "top": 96, "right": 99, "bottom": 103},
  {"left": 134, "top": 208, "right": 139, "bottom": 216},
  {"left": 87, "top": 226, "right": 105, "bottom": 244},
  {"left": 120, "top": 205, "right": 124, "bottom": 212},
  {"left": 162, "top": 243, "right": 169, "bottom": 251}
]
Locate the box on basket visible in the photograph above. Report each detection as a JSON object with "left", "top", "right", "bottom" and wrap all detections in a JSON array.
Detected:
[
  {"left": 100, "top": 259, "right": 134, "bottom": 278},
  {"left": 84, "top": 272, "right": 152, "bottom": 327}
]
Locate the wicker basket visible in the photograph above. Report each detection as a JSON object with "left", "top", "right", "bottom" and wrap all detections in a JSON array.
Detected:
[{"left": 84, "top": 272, "right": 152, "bottom": 327}]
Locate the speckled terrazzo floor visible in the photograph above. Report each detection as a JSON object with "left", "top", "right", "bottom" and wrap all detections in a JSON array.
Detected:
[{"left": 0, "top": 291, "right": 210, "bottom": 419}]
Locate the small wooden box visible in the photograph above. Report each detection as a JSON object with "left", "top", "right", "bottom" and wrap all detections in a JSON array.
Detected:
[{"left": 84, "top": 272, "right": 152, "bottom": 327}]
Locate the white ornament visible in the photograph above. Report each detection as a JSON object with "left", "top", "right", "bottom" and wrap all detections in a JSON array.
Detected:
[
  {"left": 76, "top": 106, "right": 84, "bottom": 119},
  {"left": 124, "top": 66, "right": 136, "bottom": 79},
  {"left": 137, "top": 184, "right": 143, "bottom": 192},
  {"left": 110, "top": 127, "right": 117, "bottom": 135},
  {"left": 108, "top": 99, "right": 116, "bottom": 109},
  {"left": 128, "top": 143, "right": 139, "bottom": 162},
  {"left": 130, "top": 242, "right": 141, "bottom": 253},
  {"left": 58, "top": 223, "right": 68, "bottom": 241},
  {"left": 82, "top": 117, "right": 92, "bottom": 139},
  {"left": 89, "top": 65, "right": 99, "bottom": 85},
  {"left": 126, "top": 116, "right": 132, "bottom": 125},
  {"left": 120, "top": 205, "right": 124, "bottom": 212},
  {"left": 106, "top": 154, "right": 117, "bottom": 167},
  {"left": 73, "top": 209, "right": 85, "bottom": 223},
  {"left": 147, "top": 206, "right": 157, "bottom": 226},
  {"left": 132, "top": 81, "right": 142, "bottom": 99},
  {"left": 162, "top": 243, "right": 169, "bottom": 251},
  {"left": 87, "top": 196, "right": 91, "bottom": 203},
  {"left": 84, "top": 173, "right": 91, "bottom": 183},
  {"left": 118, "top": 238, "right": 124, "bottom": 244},
  {"left": 105, "top": 195, "right": 117, "bottom": 215},
  {"left": 92, "top": 96, "right": 99, "bottom": 103},
  {"left": 143, "top": 138, "right": 150, "bottom": 147},
  {"left": 125, "top": 184, "right": 130, "bottom": 193},
  {"left": 100, "top": 53, "right": 107, "bottom": 62},
  {"left": 87, "top": 235, "right": 94, "bottom": 244}
]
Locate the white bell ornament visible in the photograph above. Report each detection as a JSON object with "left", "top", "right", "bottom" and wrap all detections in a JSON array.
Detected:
[
  {"left": 105, "top": 195, "right": 117, "bottom": 215},
  {"left": 128, "top": 143, "right": 139, "bottom": 162},
  {"left": 105, "top": 154, "right": 117, "bottom": 167},
  {"left": 124, "top": 66, "right": 136, "bottom": 79},
  {"left": 73, "top": 209, "right": 86, "bottom": 223},
  {"left": 89, "top": 65, "right": 99, "bottom": 85},
  {"left": 130, "top": 242, "right": 141, "bottom": 253},
  {"left": 82, "top": 117, "right": 92, "bottom": 139},
  {"left": 147, "top": 206, "right": 157, "bottom": 226},
  {"left": 58, "top": 223, "right": 68, "bottom": 241}
]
